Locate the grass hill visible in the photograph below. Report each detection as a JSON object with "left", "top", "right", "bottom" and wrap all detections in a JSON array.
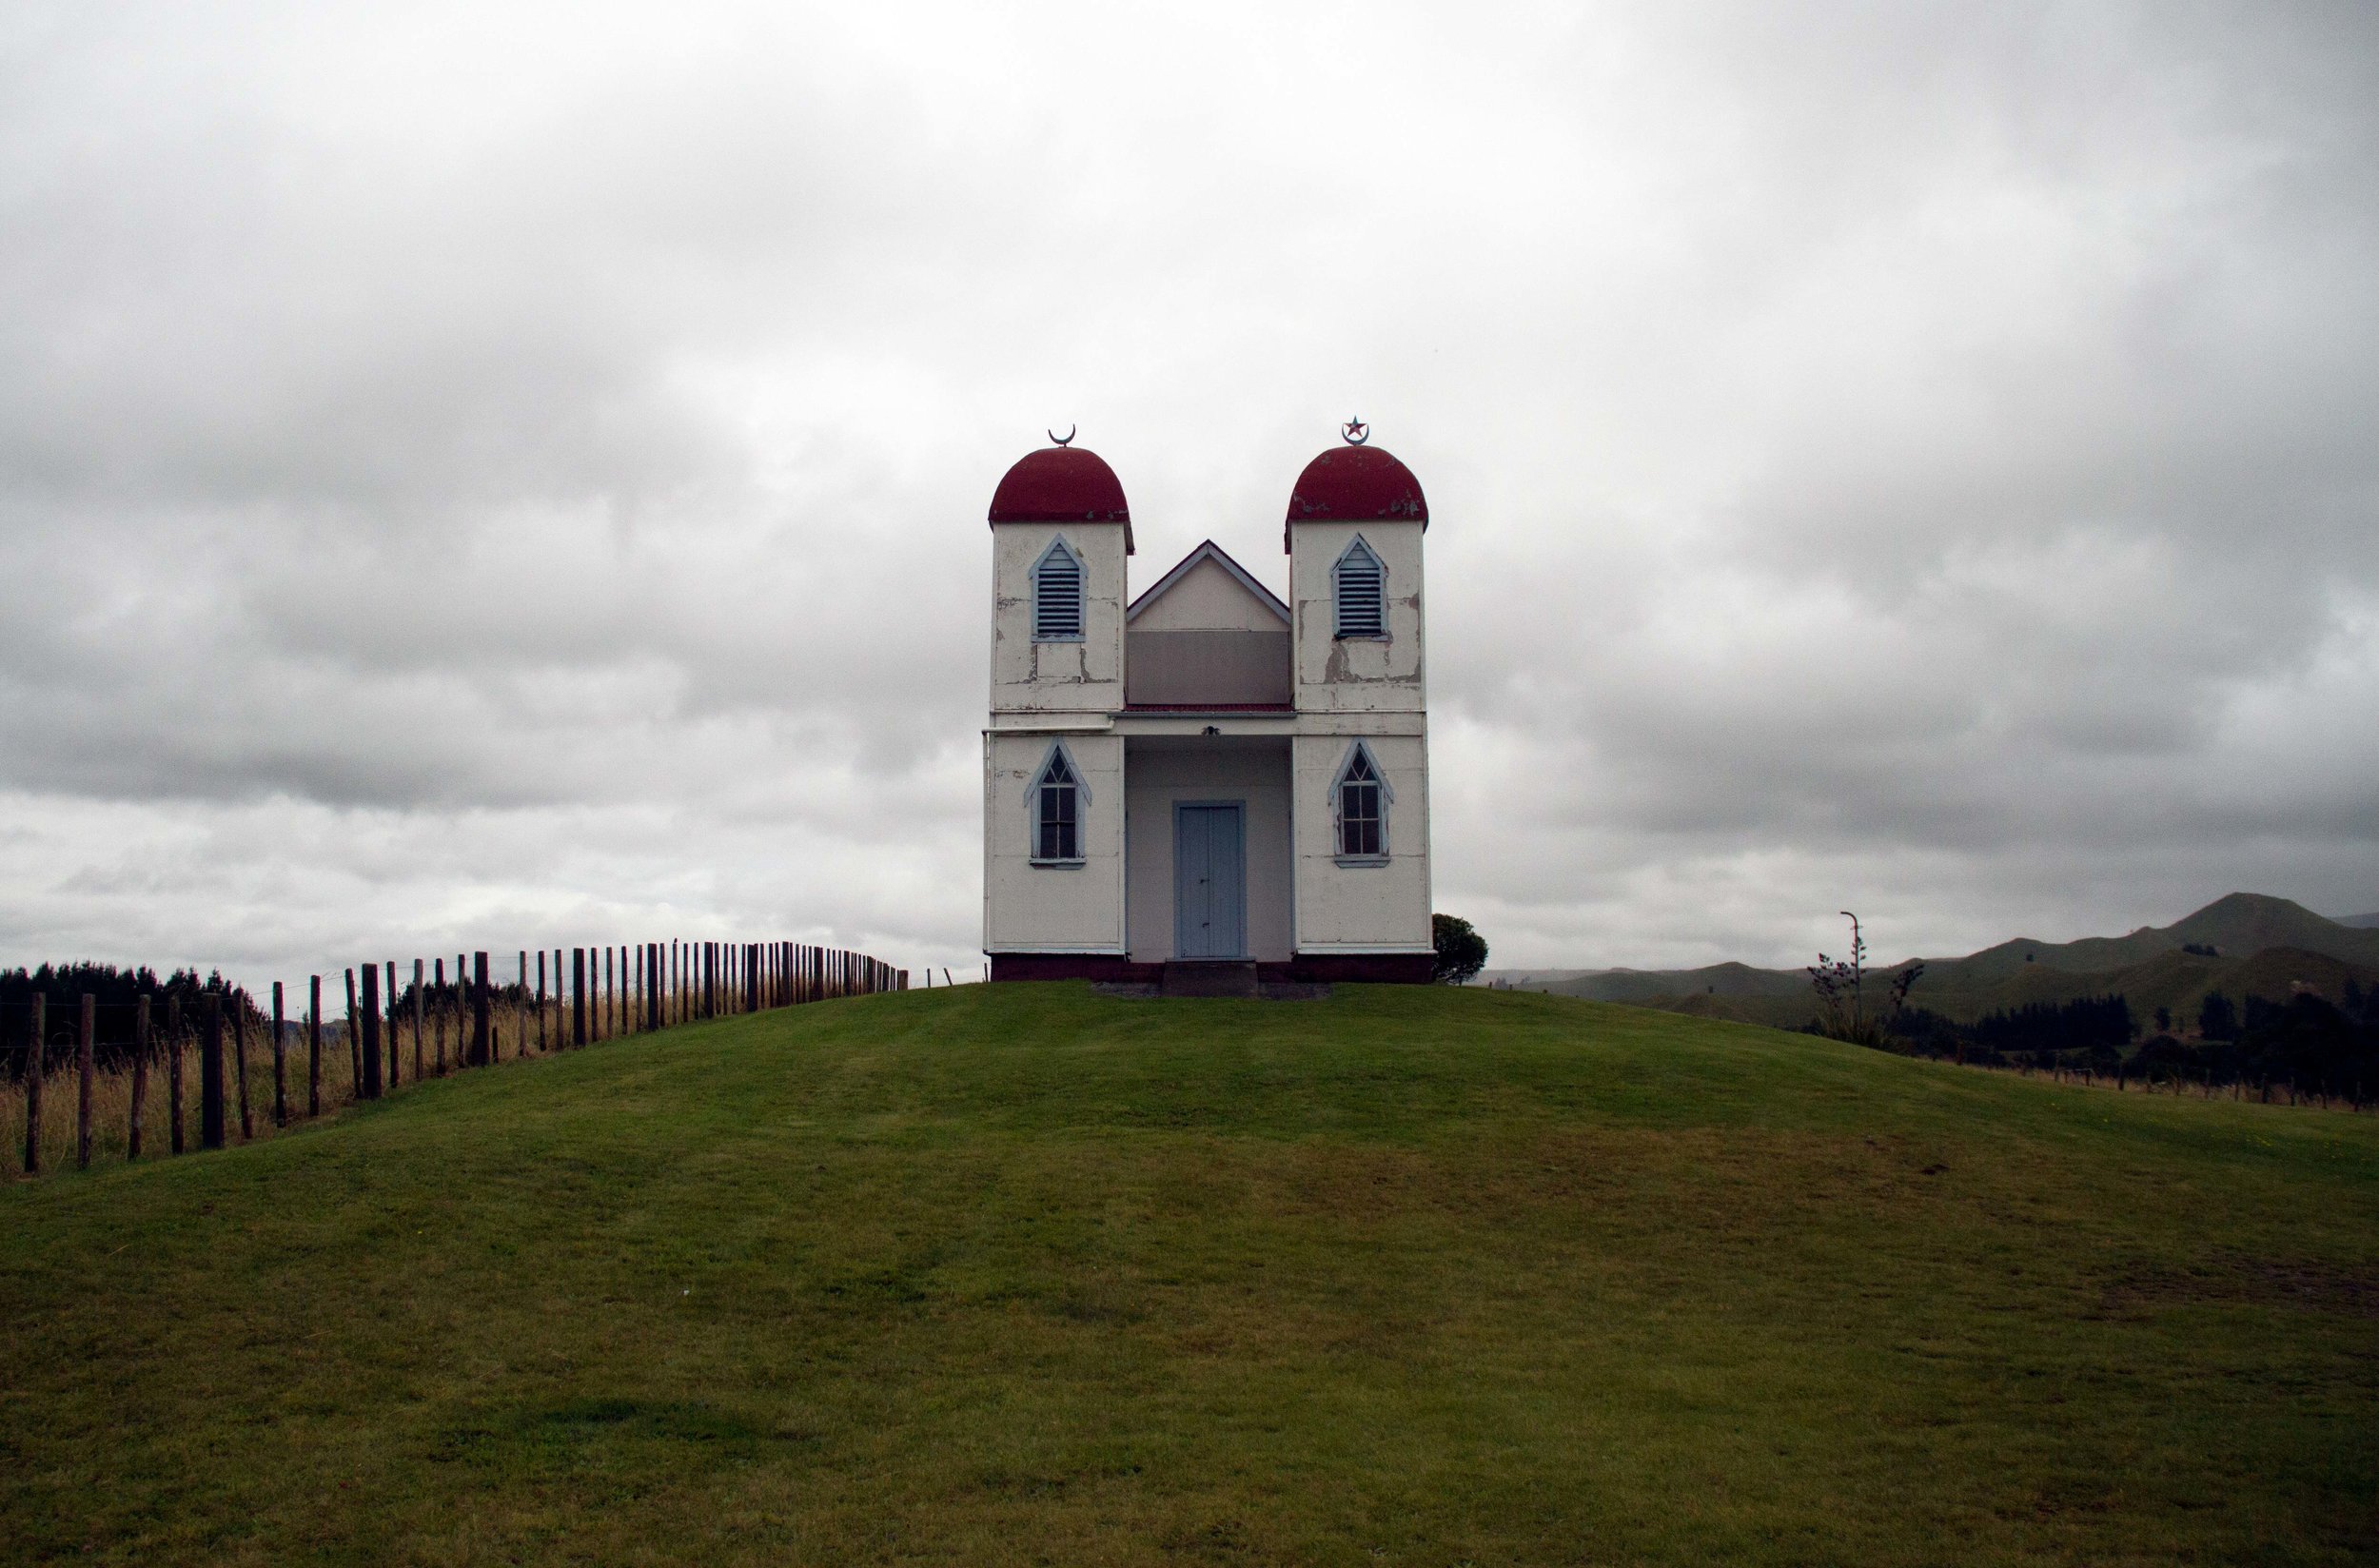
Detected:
[{"left": 4, "top": 985, "right": 2375, "bottom": 1564}]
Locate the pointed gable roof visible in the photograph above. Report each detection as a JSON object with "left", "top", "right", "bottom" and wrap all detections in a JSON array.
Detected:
[{"left": 1126, "top": 539, "right": 1290, "bottom": 626}]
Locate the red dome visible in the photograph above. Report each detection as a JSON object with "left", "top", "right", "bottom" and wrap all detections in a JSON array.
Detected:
[
  {"left": 989, "top": 446, "right": 1132, "bottom": 548},
  {"left": 1284, "top": 445, "right": 1428, "bottom": 535}
]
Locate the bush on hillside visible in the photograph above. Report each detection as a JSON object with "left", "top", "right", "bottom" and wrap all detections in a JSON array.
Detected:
[{"left": 1431, "top": 914, "right": 1488, "bottom": 985}]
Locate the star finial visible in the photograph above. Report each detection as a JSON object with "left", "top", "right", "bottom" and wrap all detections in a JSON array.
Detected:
[{"left": 1342, "top": 417, "right": 1369, "bottom": 446}]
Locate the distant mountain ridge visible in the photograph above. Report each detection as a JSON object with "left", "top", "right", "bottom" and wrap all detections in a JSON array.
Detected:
[
  {"left": 1522, "top": 893, "right": 2379, "bottom": 1023},
  {"left": 2340, "top": 911, "right": 2379, "bottom": 929},
  {"left": 1929, "top": 892, "right": 2379, "bottom": 985}
]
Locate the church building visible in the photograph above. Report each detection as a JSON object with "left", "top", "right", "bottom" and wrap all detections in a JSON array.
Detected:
[{"left": 982, "top": 425, "right": 1434, "bottom": 987}]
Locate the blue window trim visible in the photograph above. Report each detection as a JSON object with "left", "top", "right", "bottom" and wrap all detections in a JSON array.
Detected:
[
  {"left": 1327, "top": 738, "right": 1393, "bottom": 864},
  {"left": 1030, "top": 536, "right": 1088, "bottom": 643},
  {"left": 1026, "top": 739, "right": 1090, "bottom": 865},
  {"left": 1331, "top": 535, "right": 1388, "bottom": 641}
]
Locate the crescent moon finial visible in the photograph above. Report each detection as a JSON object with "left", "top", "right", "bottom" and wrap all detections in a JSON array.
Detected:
[
  {"left": 1342, "top": 417, "right": 1369, "bottom": 445},
  {"left": 1050, "top": 424, "right": 1076, "bottom": 447}
]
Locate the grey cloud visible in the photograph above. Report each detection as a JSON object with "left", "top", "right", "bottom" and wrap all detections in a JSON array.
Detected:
[{"left": 3, "top": 0, "right": 2376, "bottom": 985}]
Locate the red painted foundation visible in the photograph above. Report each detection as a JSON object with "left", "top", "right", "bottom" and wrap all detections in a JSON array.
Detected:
[{"left": 988, "top": 952, "right": 1433, "bottom": 985}]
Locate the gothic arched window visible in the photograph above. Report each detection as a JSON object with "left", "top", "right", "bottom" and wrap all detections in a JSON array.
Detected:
[
  {"left": 1028, "top": 743, "right": 1087, "bottom": 863},
  {"left": 1032, "top": 537, "right": 1086, "bottom": 640},
  {"left": 1332, "top": 536, "right": 1386, "bottom": 639},
  {"left": 1330, "top": 740, "right": 1393, "bottom": 861}
]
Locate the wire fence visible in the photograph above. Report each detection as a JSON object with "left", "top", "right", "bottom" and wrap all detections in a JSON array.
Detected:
[{"left": 4, "top": 940, "right": 906, "bottom": 1179}]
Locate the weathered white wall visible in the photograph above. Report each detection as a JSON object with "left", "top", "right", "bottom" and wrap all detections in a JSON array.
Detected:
[
  {"left": 1124, "top": 739, "right": 1293, "bottom": 963},
  {"left": 1291, "top": 731, "right": 1433, "bottom": 951},
  {"left": 1288, "top": 519, "right": 1425, "bottom": 714},
  {"left": 983, "top": 730, "right": 1126, "bottom": 952},
  {"left": 990, "top": 520, "right": 1129, "bottom": 715},
  {"left": 1130, "top": 556, "right": 1285, "bottom": 632}
]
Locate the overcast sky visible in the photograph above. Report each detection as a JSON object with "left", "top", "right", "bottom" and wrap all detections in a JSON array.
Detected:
[{"left": 4, "top": 1, "right": 2376, "bottom": 987}]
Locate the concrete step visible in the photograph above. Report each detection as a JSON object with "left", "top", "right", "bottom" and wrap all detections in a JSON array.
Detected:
[{"left": 1161, "top": 961, "right": 1259, "bottom": 998}]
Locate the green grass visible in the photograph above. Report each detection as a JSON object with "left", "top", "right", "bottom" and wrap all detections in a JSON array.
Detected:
[{"left": 3, "top": 984, "right": 2375, "bottom": 1565}]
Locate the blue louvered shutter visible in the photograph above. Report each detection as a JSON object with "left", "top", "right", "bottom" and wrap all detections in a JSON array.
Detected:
[
  {"left": 1034, "top": 545, "right": 1084, "bottom": 639},
  {"left": 1334, "top": 543, "right": 1385, "bottom": 637}
]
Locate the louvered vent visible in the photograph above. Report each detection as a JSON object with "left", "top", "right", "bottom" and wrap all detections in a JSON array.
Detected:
[
  {"left": 1334, "top": 546, "right": 1385, "bottom": 638},
  {"left": 1034, "top": 547, "right": 1084, "bottom": 639}
]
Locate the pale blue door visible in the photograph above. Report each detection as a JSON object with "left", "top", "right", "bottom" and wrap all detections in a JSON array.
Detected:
[{"left": 1174, "top": 804, "right": 1247, "bottom": 959}]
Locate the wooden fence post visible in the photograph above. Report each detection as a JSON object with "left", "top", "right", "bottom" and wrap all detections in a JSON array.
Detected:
[
  {"left": 232, "top": 994, "right": 252, "bottom": 1140},
  {"left": 413, "top": 960, "right": 425, "bottom": 1080},
  {"left": 130, "top": 993, "right": 151, "bottom": 1159},
  {"left": 200, "top": 992, "right": 226, "bottom": 1150},
  {"left": 77, "top": 992, "right": 96, "bottom": 1169},
  {"left": 573, "top": 949, "right": 587, "bottom": 1048},
  {"left": 272, "top": 981, "right": 287, "bottom": 1127},
  {"left": 361, "top": 962, "right": 383, "bottom": 1100},
  {"left": 384, "top": 962, "right": 400, "bottom": 1089},
  {"left": 22, "top": 992, "right": 42, "bottom": 1174},
  {"left": 432, "top": 959, "right": 447, "bottom": 1072},
  {"left": 518, "top": 951, "right": 529, "bottom": 1058},
  {"left": 307, "top": 976, "right": 323, "bottom": 1117},
  {"left": 472, "top": 952, "right": 491, "bottom": 1067},
  {"left": 536, "top": 951, "right": 547, "bottom": 1053},
  {"left": 167, "top": 993, "right": 185, "bottom": 1154},
  {"left": 344, "top": 969, "right": 360, "bottom": 1093},
  {"left": 603, "top": 946, "right": 615, "bottom": 1040}
]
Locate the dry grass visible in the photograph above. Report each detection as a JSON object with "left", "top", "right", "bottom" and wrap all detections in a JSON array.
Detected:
[{"left": 4, "top": 982, "right": 744, "bottom": 1178}]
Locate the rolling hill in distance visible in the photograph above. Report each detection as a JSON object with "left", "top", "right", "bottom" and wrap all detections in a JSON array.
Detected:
[{"left": 1489, "top": 893, "right": 2379, "bottom": 1030}]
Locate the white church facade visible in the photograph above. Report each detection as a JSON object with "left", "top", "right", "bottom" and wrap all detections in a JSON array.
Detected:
[{"left": 982, "top": 426, "right": 1434, "bottom": 986}]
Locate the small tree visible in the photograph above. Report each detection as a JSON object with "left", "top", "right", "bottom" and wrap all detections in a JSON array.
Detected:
[
  {"left": 1432, "top": 914, "right": 1488, "bottom": 985},
  {"left": 1807, "top": 911, "right": 1921, "bottom": 1048}
]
